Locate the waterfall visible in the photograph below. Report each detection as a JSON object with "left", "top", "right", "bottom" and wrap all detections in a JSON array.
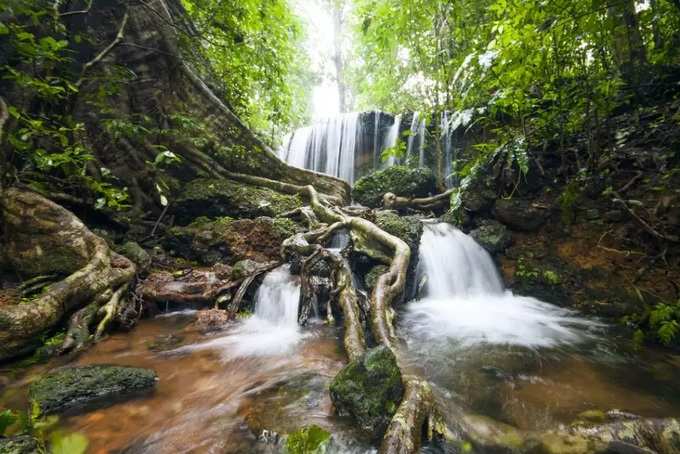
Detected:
[
  {"left": 441, "top": 111, "right": 456, "bottom": 188},
  {"left": 404, "top": 223, "right": 599, "bottom": 348},
  {"left": 383, "top": 114, "right": 401, "bottom": 167},
  {"left": 177, "top": 266, "right": 303, "bottom": 357},
  {"left": 281, "top": 113, "right": 361, "bottom": 183},
  {"left": 406, "top": 112, "right": 426, "bottom": 166}
]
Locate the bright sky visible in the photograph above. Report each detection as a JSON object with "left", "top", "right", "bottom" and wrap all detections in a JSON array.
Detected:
[{"left": 292, "top": 0, "right": 341, "bottom": 120}]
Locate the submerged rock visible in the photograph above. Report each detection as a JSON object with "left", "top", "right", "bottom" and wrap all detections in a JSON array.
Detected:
[
  {"left": 353, "top": 166, "right": 436, "bottom": 208},
  {"left": 329, "top": 346, "right": 403, "bottom": 440},
  {"left": 29, "top": 365, "right": 157, "bottom": 415},
  {"left": 469, "top": 220, "right": 512, "bottom": 254},
  {"left": 164, "top": 216, "right": 296, "bottom": 265},
  {"left": 173, "top": 178, "right": 302, "bottom": 224}
]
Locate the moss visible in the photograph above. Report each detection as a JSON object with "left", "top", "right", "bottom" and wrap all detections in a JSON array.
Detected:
[
  {"left": 352, "top": 166, "right": 436, "bottom": 208},
  {"left": 0, "top": 435, "right": 39, "bottom": 454},
  {"left": 29, "top": 365, "right": 157, "bottom": 416},
  {"left": 513, "top": 257, "right": 567, "bottom": 304},
  {"left": 365, "top": 265, "right": 388, "bottom": 290},
  {"left": 329, "top": 346, "right": 403, "bottom": 440},
  {"left": 174, "top": 178, "right": 302, "bottom": 223},
  {"left": 285, "top": 425, "right": 331, "bottom": 454},
  {"left": 374, "top": 211, "right": 423, "bottom": 253}
]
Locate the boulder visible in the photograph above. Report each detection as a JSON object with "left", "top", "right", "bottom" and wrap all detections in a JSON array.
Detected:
[
  {"left": 29, "top": 365, "right": 157, "bottom": 415},
  {"left": 352, "top": 166, "right": 436, "bottom": 208},
  {"left": 136, "top": 264, "right": 234, "bottom": 305},
  {"left": 329, "top": 346, "right": 403, "bottom": 440},
  {"left": 164, "top": 216, "right": 296, "bottom": 265},
  {"left": 469, "top": 220, "right": 512, "bottom": 254},
  {"left": 173, "top": 178, "right": 302, "bottom": 224},
  {"left": 374, "top": 211, "right": 423, "bottom": 253},
  {"left": 494, "top": 199, "right": 548, "bottom": 232}
]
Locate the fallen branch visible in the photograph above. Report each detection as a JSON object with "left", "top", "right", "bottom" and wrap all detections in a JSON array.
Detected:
[
  {"left": 383, "top": 189, "right": 455, "bottom": 211},
  {"left": 612, "top": 192, "right": 679, "bottom": 243},
  {"left": 75, "top": 10, "right": 129, "bottom": 88}
]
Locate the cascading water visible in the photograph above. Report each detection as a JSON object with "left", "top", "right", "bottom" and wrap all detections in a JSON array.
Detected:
[
  {"left": 404, "top": 223, "right": 599, "bottom": 348},
  {"left": 405, "top": 112, "right": 426, "bottom": 166},
  {"left": 281, "top": 113, "right": 362, "bottom": 183},
  {"left": 177, "top": 265, "right": 304, "bottom": 358},
  {"left": 382, "top": 114, "right": 401, "bottom": 167}
]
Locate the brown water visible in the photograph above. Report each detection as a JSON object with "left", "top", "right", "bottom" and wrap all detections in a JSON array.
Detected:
[{"left": 3, "top": 309, "right": 680, "bottom": 453}]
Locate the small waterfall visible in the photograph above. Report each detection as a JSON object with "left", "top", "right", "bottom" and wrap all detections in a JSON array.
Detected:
[
  {"left": 405, "top": 223, "right": 599, "bottom": 348},
  {"left": 383, "top": 114, "right": 401, "bottom": 167},
  {"left": 281, "top": 113, "right": 362, "bottom": 183},
  {"left": 441, "top": 111, "right": 456, "bottom": 188},
  {"left": 177, "top": 266, "right": 303, "bottom": 357},
  {"left": 406, "top": 112, "right": 426, "bottom": 166}
]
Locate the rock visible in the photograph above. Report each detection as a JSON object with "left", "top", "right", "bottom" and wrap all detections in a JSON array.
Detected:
[
  {"left": 469, "top": 220, "right": 512, "bottom": 254},
  {"left": 231, "top": 259, "right": 262, "bottom": 280},
  {"left": 604, "top": 210, "right": 625, "bottom": 222},
  {"left": 585, "top": 208, "right": 600, "bottom": 221},
  {"left": 0, "top": 435, "right": 39, "bottom": 454},
  {"left": 494, "top": 199, "right": 548, "bottom": 232},
  {"left": 29, "top": 365, "right": 157, "bottom": 415},
  {"left": 285, "top": 425, "right": 331, "bottom": 454},
  {"left": 136, "top": 265, "right": 234, "bottom": 305},
  {"left": 365, "top": 265, "right": 388, "bottom": 290},
  {"left": 329, "top": 346, "right": 403, "bottom": 440},
  {"left": 374, "top": 211, "right": 423, "bottom": 253},
  {"left": 512, "top": 257, "right": 567, "bottom": 304},
  {"left": 164, "top": 216, "right": 295, "bottom": 265},
  {"left": 194, "top": 308, "right": 229, "bottom": 331},
  {"left": 352, "top": 166, "right": 436, "bottom": 208},
  {"left": 117, "top": 241, "right": 151, "bottom": 271},
  {"left": 173, "top": 178, "right": 302, "bottom": 224}
]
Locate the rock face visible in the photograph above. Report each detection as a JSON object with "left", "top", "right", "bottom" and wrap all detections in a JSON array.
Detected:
[
  {"left": 494, "top": 199, "right": 548, "bottom": 232},
  {"left": 164, "top": 216, "right": 296, "bottom": 265},
  {"left": 29, "top": 365, "right": 157, "bottom": 415},
  {"left": 353, "top": 166, "right": 436, "bottom": 208},
  {"left": 329, "top": 346, "right": 403, "bottom": 440},
  {"left": 173, "top": 178, "right": 302, "bottom": 224},
  {"left": 469, "top": 220, "right": 511, "bottom": 254}
]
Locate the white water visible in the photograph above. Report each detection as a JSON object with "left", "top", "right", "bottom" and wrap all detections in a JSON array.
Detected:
[
  {"left": 174, "top": 266, "right": 304, "bottom": 358},
  {"left": 383, "top": 114, "right": 401, "bottom": 167},
  {"left": 404, "top": 223, "right": 599, "bottom": 348},
  {"left": 281, "top": 112, "right": 361, "bottom": 183},
  {"left": 405, "top": 112, "right": 426, "bottom": 166}
]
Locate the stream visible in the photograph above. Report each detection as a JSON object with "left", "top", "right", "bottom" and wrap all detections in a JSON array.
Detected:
[{"left": 2, "top": 224, "right": 680, "bottom": 452}]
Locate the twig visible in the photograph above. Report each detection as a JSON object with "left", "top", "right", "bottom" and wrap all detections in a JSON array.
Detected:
[
  {"left": 612, "top": 192, "right": 679, "bottom": 243},
  {"left": 150, "top": 203, "right": 169, "bottom": 237},
  {"left": 59, "top": 0, "right": 93, "bottom": 16},
  {"left": 75, "top": 10, "right": 129, "bottom": 88},
  {"left": 595, "top": 230, "right": 645, "bottom": 256},
  {"left": 618, "top": 171, "right": 643, "bottom": 193}
]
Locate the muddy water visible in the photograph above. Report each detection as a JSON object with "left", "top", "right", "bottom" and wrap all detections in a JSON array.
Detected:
[{"left": 0, "top": 312, "right": 371, "bottom": 453}]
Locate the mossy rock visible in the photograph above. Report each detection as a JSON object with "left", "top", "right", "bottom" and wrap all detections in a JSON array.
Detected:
[
  {"left": 164, "top": 216, "right": 297, "bottom": 265},
  {"left": 116, "top": 241, "right": 151, "bottom": 271},
  {"left": 374, "top": 211, "right": 423, "bottom": 253},
  {"left": 0, "top": 435, "right": 39, "bottom": 454},
  {"left": 352, "top": 166, "right": 436, "bottom": 208},
  {"left": 29, "top": 365, "right": 157, "bottom": 416},
  {"left": 173, "top": 178, "right": 302, "bottom": 224},
  {"left": 364, "top": 265, "right": 388, "bottom": 290},
  {"left": 285, "top": 425, "right": 331, "bottom": 454},
  {"left": 329, "top": 346, "right": 403, "bottom": 440},
  {"left": 512, "top": 257, "right": 567, "bottom": 304},
  {"left": 469, "top": 220, "right": 511, "bottom": 255}
]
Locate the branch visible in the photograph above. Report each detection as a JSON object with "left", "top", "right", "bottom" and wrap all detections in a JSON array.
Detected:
[
  {"left": 383, "top": 189, "right": 455, "bottom": 211},
  {"left": 612, "top": 192, "right": 679, "bottom": 243},
  {"left": 75, "top": 10, "right": 129, "bottom": 88}
]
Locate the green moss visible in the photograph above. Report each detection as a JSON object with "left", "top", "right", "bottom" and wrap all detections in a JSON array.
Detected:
[
  {"left": 543, "top": 270, "right": 562, "bottom": 285},
  {"left": 365, "top": 265, "right": 388, "bottom": 290},
  {"left": 29, "top": 365, "right": 157, "bottom": 416},
  {"left": 374, "top": 211, "right": 423, "bottom": 252},
  {"left": 174, "top": 178, "right": 302, "bottom": 223},
  {"left": 285, "top": 425, "right": 331, "bottom": 454},
  {"left": 352, "top": 166, "right": 436, "bottom": 208},
  {"left": 329, "top": 346, "right": 403, "bottom": 440},
  {"left": 272, "top": 217, "right": 298, "bottom": 239}
]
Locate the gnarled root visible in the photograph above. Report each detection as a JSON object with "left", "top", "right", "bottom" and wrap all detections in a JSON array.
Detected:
[
  {"left": 0, "top": 188, "right": 136, "bottom": 360},
  {"left": 383, "top": 189, "right": 455, "bottom": 211}
]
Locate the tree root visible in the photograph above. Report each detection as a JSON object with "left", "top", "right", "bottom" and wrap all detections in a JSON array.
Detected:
[
  {"left": 0, "top": 188, "right": 136, "bottom": 360},
  {"left": 382, "top": 189, "right": 455, "bottom": 211}
]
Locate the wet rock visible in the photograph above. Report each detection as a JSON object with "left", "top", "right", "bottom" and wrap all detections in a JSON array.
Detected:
[
  {"left": 494, "top": 199, "right": 548, "bottom": 232},
  {"left": 353, "top": 166, "right": 436, "bottom": 208},
  {"left": 136, "top": 265, "right": 233, "bottom": 305},
  {"left": 585, "top": 208, "right": 600, "bottom": 221},
  {"left": 117, "top": 241, "right": 151, "bottom": 271},
  {"left": 29, "top": 365, "right": 157, "bottom": 415},
  {"left": 0, "top": 435, "right": 39, "bottom": 454},
  {"left": 164, "top": 216, "right": 295, "bottom": 266},
  {"left": 329, "top": 345, "right": 403, "bottom": 440},
  {"left": 511, "top": 257, "right": 567, "bottom": 304},
  {"left": 604, "top": 210, "right": 625, "bottom": 222},
  {"left": 285, "top": 425, "right": 331, "bottom": 454},
  {"left": 231, "top": 259, "right": 262, "bottom": 280},
  {"left": 469, "top": 220, "right": 512, "bottom": 254},
  {"left": 173, "top": 178, "right": 302, "bottom": 224},
  {"left": 194, "top": 308, "right": 229, "bottom": 331}
]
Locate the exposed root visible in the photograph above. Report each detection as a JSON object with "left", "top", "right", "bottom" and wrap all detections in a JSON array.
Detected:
[
  {"left": 0, "top": 188, "right": 136, "bottom": 360},
  {"left": 382, "top": 189, "right": 455, "bottom": 211}
]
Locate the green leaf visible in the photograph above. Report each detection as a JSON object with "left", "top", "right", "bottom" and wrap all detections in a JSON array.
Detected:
[
  {"left": 0, "top": 409, "right": 18, "bottom": 436},
  {"left": 50, "top": 431, "right": 89, "bottom": 454}
]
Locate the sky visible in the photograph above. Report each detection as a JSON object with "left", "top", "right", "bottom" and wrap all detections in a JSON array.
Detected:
[{"left": 292, "top": 0, "right": 341, "bottom": 120}]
